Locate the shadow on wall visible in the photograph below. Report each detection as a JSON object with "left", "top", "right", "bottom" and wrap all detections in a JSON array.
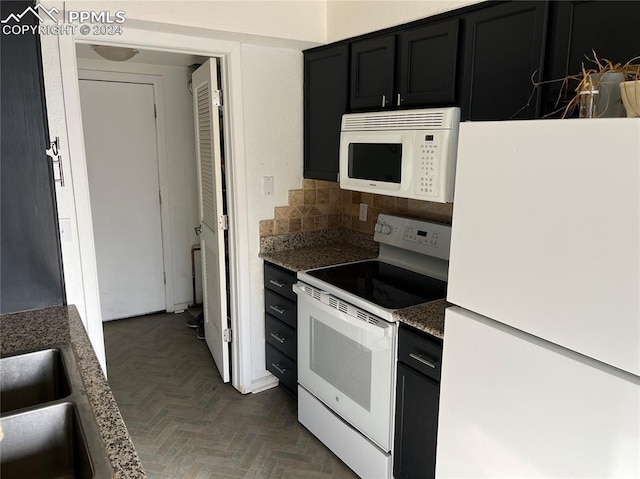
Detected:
[{"left": 259, "top": 179, "right": 453, "bottom": 238}]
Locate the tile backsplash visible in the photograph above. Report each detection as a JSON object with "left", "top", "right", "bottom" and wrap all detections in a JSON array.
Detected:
[{"left": 259, "top": 179, "right": 453, "bottom": 238}]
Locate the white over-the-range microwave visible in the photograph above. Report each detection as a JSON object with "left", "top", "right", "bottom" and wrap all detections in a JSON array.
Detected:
[{"left": 339, "top": 107, "right": 460, "bottom": 203}]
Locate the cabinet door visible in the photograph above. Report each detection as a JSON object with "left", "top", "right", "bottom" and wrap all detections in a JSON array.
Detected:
[
  {"left": 460, "top": 1, "right": 548, "bottom": 120},
  {"left": 1, "top": 1, "right": 65, "bottom": 313},
  {"left": 304, "top": 45, "right": 349, "bottom": 181},
  {"left": 542, "top": 0, "right": 640, "bottom": 117},
  {"left": 393, "top": 362, "right": 440, "bottom": 479},
  {"left": 350, "top": 35, "right": 396, "bottom": 110},
  {"left": 398, "top": 19, "right": 459, "bottom": 107}
]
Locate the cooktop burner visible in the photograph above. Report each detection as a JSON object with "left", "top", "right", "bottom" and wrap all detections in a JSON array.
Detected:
[{"left": 307, "top": 260, "right": 446, "bottom": 310}]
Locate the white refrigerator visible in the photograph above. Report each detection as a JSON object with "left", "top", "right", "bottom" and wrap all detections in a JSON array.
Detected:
[{"left": 437, "top": 118, "right": 640, "bottom": 478}]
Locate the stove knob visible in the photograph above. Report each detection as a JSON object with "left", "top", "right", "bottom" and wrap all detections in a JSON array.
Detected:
[
  {"left": 375, "top": 223, "right": 383, "bottom": 233},
  {"left": 382, "top": 225, "right": 392, "bottom": 234}
]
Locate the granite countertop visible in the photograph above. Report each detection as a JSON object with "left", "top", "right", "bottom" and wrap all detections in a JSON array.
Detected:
[
  {"left": 260, "top": 241, "right": 378, "bottom": 272},
  {"left": 0, "top": 305, "right": 146, "bottom": 478},
  {"left": 393, "top": 299, "right": 450, "bottom": 339}
]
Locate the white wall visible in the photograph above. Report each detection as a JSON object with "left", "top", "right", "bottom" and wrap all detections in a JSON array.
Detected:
[
  {"left": 63, "top": 0, "right": 327, "bottom": 43},
  {"left": 240, "top": 43, "right": 304, "bottom": 385},
  {"left": 77, "top": 57, "right": 201, "bottom": 311},
  {"left": 326, "top": 0, "right": 485, "bottom": 42}
]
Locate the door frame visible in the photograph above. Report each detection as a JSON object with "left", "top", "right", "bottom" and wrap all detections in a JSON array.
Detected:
[
  {"left": 77, "top": 70, "right": 174, "bottom": 316},
  {"left": 57, "top": 27, "right": 253, "bottom": 393}
]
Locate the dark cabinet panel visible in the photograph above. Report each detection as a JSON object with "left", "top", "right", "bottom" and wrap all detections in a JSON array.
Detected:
[
  {"left": 460, "top": 1, "right": 548, "bottom": 120},
  {"left": 393, "top": 362, "right": 440, "bottom": 479},
  {"left": 350, "top": 36, "right": 396, "bottom": 110},
  {"left": 542, "top": 0, "right": 640, "bottom": 117},
  {"left": 1, "top": 0, "right": 65, "bottom": 313},
  {"left": 263, "top": 262, "right": 297, "bottom": 397},
  {"left": 303, "top": 45, "right": 349, "bottom": 181},
  {"left": 398, "top": 19, "right": 459, "bottom": 106}
]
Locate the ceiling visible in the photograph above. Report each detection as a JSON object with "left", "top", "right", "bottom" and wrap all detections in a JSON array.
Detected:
[{"left": 75, "top": 43, "right": 208, "bottom": 68}]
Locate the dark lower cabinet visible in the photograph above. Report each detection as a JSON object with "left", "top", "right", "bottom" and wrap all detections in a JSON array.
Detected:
[
  {"left": 303, "top": 45, "right": 349, "bottom": 182},
  {"left": 1, "top": 0, "right": 65, "bottom": 313},
  {"left": 394, "top": 325, "right": 443, "bottom": 479},
  {"left": 460, "top": 1, "right": 549, "bottom": 121},
  {"left": 264, "top": 262, "right": 297, "bottom": 397}
]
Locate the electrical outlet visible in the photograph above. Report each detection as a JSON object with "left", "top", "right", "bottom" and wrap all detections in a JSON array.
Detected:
[
  {"left": 262, "top": 176, "right": 274, "bottom": 195},
  {"left": 59, "top": 218, "right": 72, "bottom": 243},
  {"left": 359, "top": 203, "right": 368, "bottom": 221}
]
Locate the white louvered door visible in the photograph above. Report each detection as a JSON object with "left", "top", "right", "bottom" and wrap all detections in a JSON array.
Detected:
[{"left": 192, "top": 60, "right": 229, "bottom": 382}]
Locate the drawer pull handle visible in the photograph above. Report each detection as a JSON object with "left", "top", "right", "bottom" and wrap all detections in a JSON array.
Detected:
[
  {"left": 409, "top": 352, "right": 436, "bottom": 369},
  {"left": 269, "top": 279, "right": 285, "bottom": 288},
  {"left": 270, "top": 332, "right": 286, "bottom": 344},
  {"left": 271, "top": 363, "right": 287, "bottom": 374},
  {"left": 269, "top": 305, "right": 285, "bottom": 315}
]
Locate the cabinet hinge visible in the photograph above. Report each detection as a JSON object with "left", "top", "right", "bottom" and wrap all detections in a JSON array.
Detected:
[
  {"left": 219, "top": 214, "right": 228, "bottom": 230},
  {"left": 223, "top": 328, "right": 232, "bottom": 342},
  {"left": 158, "top": 190, "right": 162, "bottom": 205},
  {"left": 154, "top": 104, "right": 157, "bottom": 118},
  {"left": 163, "top": 272, "right": 166, "bottom": 285},
  {"left": 213, "top": 89, "right": 223, "bottom": 107}
]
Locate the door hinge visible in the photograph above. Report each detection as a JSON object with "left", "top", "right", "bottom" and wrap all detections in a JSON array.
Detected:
[
  {"left": 158, "top": 190, "right": 162, "bottom": 205},
  {"left": 223, "top": 328, "right": 232, "bottom": 342},
  {"left": 219, "top": 214, "right": 228, "bottom": 230},
  {"left": 163, "top": 272, "right": 166, "bottom": 285},
  {"left": 154, "top": 104, "right": 157, "bottom": 118},
  {"left": 212, "top": 89, "right": 223, "bottom": 107}
]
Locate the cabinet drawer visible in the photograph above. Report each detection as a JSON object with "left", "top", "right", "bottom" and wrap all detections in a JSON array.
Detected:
[
  {"left": 265, "top": 314, "right": 297, "bottom": 360},
  {"left": 264, "top": 289, "right": 297, "bottom": 329},
  {"left": 398, "top": 326, "right": 442, "bottom": 382},
  {"left": 264, "top": 263, "right": 296, "bottom": 301},
  {"left": 266, "top": 343, "right": 297, "bottom": 395}
]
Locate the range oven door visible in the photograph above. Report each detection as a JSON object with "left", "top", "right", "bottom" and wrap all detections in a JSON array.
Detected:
[{"left": 294, "top": 282, "right": 396, "bottom": 452}]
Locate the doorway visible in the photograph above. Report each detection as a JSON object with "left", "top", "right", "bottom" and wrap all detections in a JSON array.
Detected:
[
  {"left": 78, "top": 76, "right": 166, "bottom": 321},
  {"left": 57, "top": 29, "right": 255, "bottom": 392}
]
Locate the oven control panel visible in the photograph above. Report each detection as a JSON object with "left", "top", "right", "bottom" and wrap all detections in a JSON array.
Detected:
[{"left": 374, "top": 214, "right": 451, "bottom": 260}]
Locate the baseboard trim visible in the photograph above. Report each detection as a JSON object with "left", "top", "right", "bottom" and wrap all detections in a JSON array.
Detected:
[{"left": 251, "top": 374, "right": 279, "bottom": 394}]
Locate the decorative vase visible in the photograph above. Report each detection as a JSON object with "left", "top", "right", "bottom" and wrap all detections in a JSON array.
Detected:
[
  {"left": 620, "top": 80, "right": 640, "bottom": 117},
  {"left": 590, "top": 72, "right": 626, "bottom": 117}
]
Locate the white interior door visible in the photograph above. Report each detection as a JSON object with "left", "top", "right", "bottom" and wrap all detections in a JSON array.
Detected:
[
  {"left": 192, "top": 60, "right": 230, "bottom": 382},
  {"left": 79, "top": 79, "right": 166, "bottom": 321}
]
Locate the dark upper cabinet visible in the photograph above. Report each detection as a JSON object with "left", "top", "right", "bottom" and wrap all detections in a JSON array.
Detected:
[
  {"left": 303, "top": 44, "right": 349, "bottom": 181},
  {"left": 350, "top": 36, "right": 396, "bottom": 110},
  {"left": 398, "top": 19, "right": 459, "bottom": 107},
  {"left": 350, "top": 19, "right": 460, "bottom": 110},
  {"left": 460, "top": 1, "right": 549, "bottom": 121},
  {"left": 542, "top": 0, "right": 640, "bottom": 117},
  {"left": 1, "top": 0, "right": 66, "bottom": 313}
]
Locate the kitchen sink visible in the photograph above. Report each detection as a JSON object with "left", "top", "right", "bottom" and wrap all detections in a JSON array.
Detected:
[
  {"left": 0, "top": 402, "right": 93, "bottom": 478},
  {"left": 0, "top": 345, "right": 113, "bottom": 478},
  {"left": 0, "top": 348, "right": 71, "bottom": 413}
]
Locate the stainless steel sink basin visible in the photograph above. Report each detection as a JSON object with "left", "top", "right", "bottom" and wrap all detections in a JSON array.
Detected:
[
  {"left": 0, "top": 345, "right": 113, "bottom": 478},
  {"left": 0, "top": 402, "right": 93, "bottom": 478},
  {"left": 0, "top": 348, "right": 71, "bottom": 413}
]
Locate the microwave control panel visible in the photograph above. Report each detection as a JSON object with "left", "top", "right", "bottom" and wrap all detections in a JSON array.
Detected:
[{"left": 415, "top": 130, "right": 449, "bottom": 199}]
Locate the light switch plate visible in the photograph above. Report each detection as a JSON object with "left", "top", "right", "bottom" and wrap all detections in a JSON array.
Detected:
[{"left": 262, "top": 176, "right": 274, "bottom": 196}]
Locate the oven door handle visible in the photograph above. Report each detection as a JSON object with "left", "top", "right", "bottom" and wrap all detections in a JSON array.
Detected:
[{"left": 293, "top": 283, "right": 390, "bottom": 337}]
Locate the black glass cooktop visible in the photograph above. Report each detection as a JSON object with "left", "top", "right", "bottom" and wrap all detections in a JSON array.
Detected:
[{"left": 307, "top": 260, "right": 446, "bottom": 310}]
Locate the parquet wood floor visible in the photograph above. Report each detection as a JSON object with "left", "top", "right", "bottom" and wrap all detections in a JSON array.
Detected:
[{"left": 104, "top": 312, "right": 358, "bottom": 479}]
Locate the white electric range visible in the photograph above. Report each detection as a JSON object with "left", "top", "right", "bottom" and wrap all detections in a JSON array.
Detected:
[{"left": 293, "top": 214, "right": 451, "bottom": 479}]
